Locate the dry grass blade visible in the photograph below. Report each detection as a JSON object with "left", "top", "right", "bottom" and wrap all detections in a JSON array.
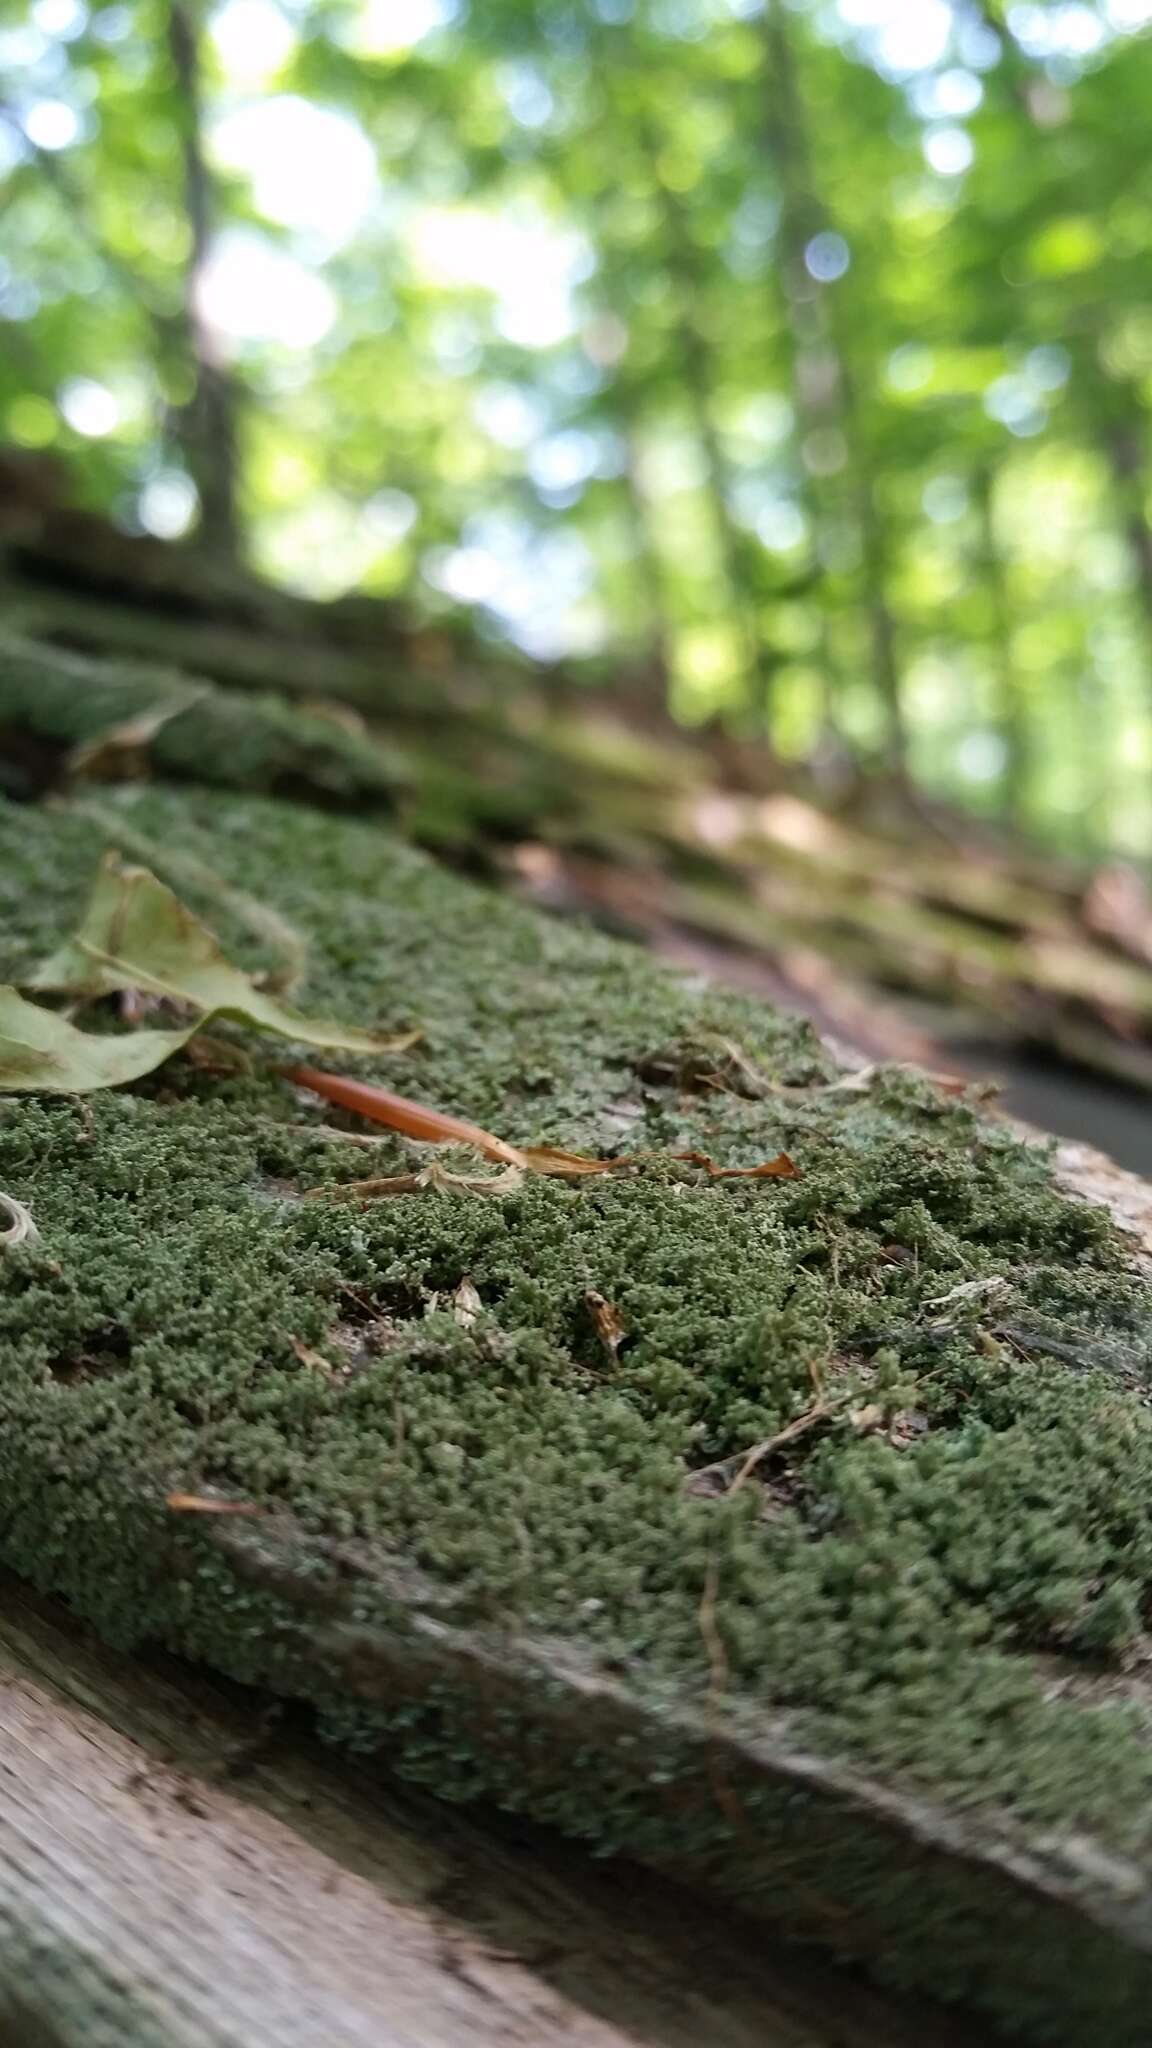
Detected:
[
  {"left": 165, "top": 1494, "right": 263, "bottom": 1516},
  {"left": 308, "top": 1160, "right": 525, "bottom": 1200},
  {"left": 685, "top": 1397, "right": 842, "bottom": 1500},
  {"left": 287, "top": 1067, "right": 528, "bottom": 1166}
]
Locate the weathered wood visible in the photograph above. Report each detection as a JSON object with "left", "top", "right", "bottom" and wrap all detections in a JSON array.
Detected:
[{"left": 0, "top": 1572, "right": 986, "bottom": 2048}]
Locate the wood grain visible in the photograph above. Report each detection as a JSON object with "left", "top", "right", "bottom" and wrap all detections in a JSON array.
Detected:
[{"left": 0, "top": 1572, "right": 989, "bottom": 2048}]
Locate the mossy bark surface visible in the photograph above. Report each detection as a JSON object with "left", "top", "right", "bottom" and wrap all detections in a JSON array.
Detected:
[{"left": 5, "top": 783, "right": 1152, "bottom": 2040}]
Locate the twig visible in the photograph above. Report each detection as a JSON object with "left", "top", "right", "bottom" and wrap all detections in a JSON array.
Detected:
[{"left": 686, "top": 1396, "right": 841, "bottom": 1500}]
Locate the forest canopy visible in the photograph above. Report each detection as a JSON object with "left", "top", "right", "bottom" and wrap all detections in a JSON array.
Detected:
[{"left": 3, "top": 0, "right": 1152, "bottom": 851}]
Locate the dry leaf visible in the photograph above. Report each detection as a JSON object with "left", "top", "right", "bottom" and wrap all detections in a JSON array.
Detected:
[
  {"left": 452, "top": 1277, "right": 483, "bottom": 1328},
  {"left": 673, "top": 1149, "right": 799, "bottom": 1182},
  {"left": 31, "top": 854, "right": 394, "bottom": 1053},
  {"left": 521, "top": 1145, "right": 633, "bottom": 1177},
  {"left": 0, "top": 986, "right": 208, "bottom": 1095},
  {"left": 165, "top": 1493, "right": 263, "bottom": 1516},
  {"left": 3, "top": 856, "right": 404, "bottom": 1095},
  {"left": 584, "top": 1288, "right": 626, "bottom": 1356}
]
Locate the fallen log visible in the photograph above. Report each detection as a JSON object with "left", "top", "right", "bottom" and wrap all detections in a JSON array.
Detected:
[{"left": 5, "top": 771, "right": 1152, "bottom": 2042}]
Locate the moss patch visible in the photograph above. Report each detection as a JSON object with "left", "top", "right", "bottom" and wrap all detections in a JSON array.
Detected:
[{"left": 4, "top": 783, "right": 1152, "bottom": 1881}]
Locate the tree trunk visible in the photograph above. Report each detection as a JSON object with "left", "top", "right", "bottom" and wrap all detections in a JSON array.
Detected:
[
  {"left": 972, "top": 465, "right": 1028, "bottom": 822},
  {"left": 1105, "top": 417, "right": 1152, "bottom": 656},
  {"left": 760, "top": 0, "right": 905, "bottom": 776},
  {"left": 166, "top": 0, "right": 240, "bottom": 559}
]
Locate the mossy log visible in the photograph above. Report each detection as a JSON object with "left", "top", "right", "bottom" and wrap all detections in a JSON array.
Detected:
[
  {"left": 8, "top": 514, "right": 1152, "bottom": 1090},
  {"left": 5, "top": 777, "right": 1152, "bottom": 2041},
  {"left": 0, "top": 633, "right": 404, "bottom": 809}
]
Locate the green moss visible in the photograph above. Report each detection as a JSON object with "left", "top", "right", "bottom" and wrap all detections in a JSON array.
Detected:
[
  {"left": 0, "top": 634, "right": 402, "bottom": 806},
  {"left": 5, "top": 782, "right": 1152, "bottom": 2021}
]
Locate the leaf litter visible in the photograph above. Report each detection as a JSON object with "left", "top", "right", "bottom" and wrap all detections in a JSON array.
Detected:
[{"left": 5, "top": 857, "right": 803, "bottom": 1198}]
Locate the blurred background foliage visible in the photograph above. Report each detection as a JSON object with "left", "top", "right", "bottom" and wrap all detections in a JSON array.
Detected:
[{"left": 3, "top": 0, "right": 1152, "bottom": 852}]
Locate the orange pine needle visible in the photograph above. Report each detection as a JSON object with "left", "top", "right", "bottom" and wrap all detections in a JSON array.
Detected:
[{"left": 287, "top": 1067, "right": 799, "bottom": 1186}]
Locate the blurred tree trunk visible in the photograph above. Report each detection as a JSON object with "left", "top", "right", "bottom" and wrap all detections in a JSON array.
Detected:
[
  {"left": 1104, "top": 416, "right": 1152, "bottom": 657},
  {"left": 619, "top": 431, "right": 674, "bottom": 707},
  {"left": 972, "top": 465, "right": 1028, "bottom": 822},
  {"left": 761, "top": 0, "right": 906, "bottom": 777},
  {"left": 569, "top": 166, "right": 675, "bottom": 710},
  {"left": 637, "top": 127, "right": 777, "bottom": 729},
  {"left": 167, "top": 0, "right": 240, "bottom": 559}
]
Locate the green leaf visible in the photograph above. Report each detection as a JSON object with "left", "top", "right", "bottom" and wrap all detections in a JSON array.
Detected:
[
  {"left": 28, "top": 854, "right": 394, "bottom": 1055},
  {"left": 0, "top": 987, "right": 202, "bottom": 1094}
]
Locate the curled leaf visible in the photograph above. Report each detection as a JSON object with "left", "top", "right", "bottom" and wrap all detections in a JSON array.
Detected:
[
  {"left": 0, "top": 1190, "right": 39, "bottom": 1248},
  {"left": 30, "top": 854, "right": 396, "bottom": 1054},
  {"left": 521, "top": 1145, "right": 634, "bottom": 1178}
]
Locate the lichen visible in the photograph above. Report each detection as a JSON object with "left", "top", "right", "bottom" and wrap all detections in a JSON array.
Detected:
[{"left": 4, "top": 779, "right": 1152, "bottom": 1893}]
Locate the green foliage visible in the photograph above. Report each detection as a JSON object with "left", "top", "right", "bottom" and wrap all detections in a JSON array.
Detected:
[{"left": 4, "top": 1, "right": 1152, "bottom": 846}]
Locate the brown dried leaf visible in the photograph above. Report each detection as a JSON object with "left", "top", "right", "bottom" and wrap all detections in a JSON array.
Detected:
[
  {"left": 674, "top": 1149, "right": 799, "bottom": 1182},
  {"left": 584, "top": 1288, "right": 626, "bottom": 1356}
]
